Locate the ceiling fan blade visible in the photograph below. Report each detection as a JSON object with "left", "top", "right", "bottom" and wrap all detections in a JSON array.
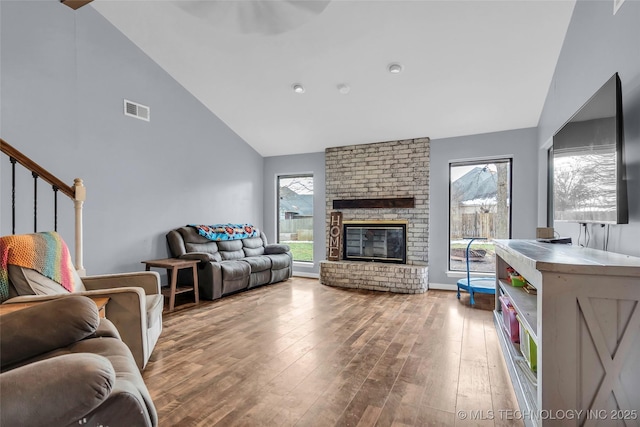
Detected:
[{"left": 174, "top": 0, "right": 331, "bottom": 35}]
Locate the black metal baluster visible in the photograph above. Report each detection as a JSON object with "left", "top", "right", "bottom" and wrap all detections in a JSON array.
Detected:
[
  {"left": 10, "top": 157, "right": 16, "bottom": 235},
  {"left": 53, "top": 185, "right": 59, "bottom": 232},
  {"left": 32, "top": 171, "right": 38, "bottom": 232}
]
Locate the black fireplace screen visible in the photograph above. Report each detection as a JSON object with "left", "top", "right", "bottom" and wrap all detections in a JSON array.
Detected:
[{"left": 343, "top": 223, "right": 407, "bottom": 264}]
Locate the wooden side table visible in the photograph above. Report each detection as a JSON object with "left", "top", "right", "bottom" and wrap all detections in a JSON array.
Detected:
[{"left": 142, "top": 258, "right": 199, "bottom": 312}]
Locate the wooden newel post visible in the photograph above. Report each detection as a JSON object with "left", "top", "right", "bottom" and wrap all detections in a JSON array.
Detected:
[{"left": 73, "top": 178, "right": 86, "bottom": 276}]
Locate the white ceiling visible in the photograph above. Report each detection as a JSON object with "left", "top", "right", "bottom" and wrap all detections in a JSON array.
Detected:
[{"left": 92, "top": 0, "right": 576, "bottom": 157}]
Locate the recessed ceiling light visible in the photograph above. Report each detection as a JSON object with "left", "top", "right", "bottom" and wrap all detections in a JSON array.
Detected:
[
  {"left": 388, "top": 63, "right": 403, "bottom": 74},
  {"left": 292, "top": 83, "right": 305, "bottom": 93},
  {"left": 337, "top": 83, "right": 350, "bottom": 94}
]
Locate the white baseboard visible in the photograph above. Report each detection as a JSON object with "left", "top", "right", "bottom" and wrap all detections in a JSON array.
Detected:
[
  {"left": 428, "top": 282, "right": 457, "bottom": 292},
  {"left": 293, "top": 272, "right": 319, "bottom": 279}
]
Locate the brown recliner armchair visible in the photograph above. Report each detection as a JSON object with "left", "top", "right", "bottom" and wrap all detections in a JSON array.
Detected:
[
  {"left": 0, "top": 296, "right": 158, "bottom": 427},
  {"left": 1, "top": 232, "right": 163, "bottom": 370}
]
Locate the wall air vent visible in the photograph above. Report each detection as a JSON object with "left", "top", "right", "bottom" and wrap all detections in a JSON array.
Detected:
[{"left": 124, "top": 99, "right": 150, "bottom": 122}]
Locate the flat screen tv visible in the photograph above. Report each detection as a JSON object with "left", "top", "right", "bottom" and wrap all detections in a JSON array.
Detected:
[{"left": 552, "top": 73, "right": 628, "bottom": 224}]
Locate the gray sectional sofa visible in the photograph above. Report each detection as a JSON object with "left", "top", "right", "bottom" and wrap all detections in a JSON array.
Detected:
[{"left": 166, "top": 226, "right": 292, "bottom": 300}]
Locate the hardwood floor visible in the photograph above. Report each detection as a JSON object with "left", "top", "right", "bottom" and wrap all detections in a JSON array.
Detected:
[{"left": 143, "top": 277, "right": 523, "bottom": 426}]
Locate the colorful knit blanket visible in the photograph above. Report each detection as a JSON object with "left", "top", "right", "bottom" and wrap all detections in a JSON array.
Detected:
[
  {"left": 0, "top": 231, "right": 76, "bottom": 302},
  {"left": 189, "top": 224, "right": 259, "bottom": 241}
]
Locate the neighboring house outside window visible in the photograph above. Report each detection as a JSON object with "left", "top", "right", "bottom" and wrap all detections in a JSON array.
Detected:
[{"left": 277, "top": 175, "right": 313, "bottom": 262}]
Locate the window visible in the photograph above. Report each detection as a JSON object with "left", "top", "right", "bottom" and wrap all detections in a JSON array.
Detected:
[
  {"left": 449, "top": 159, "right": 512, "bottom": 273},
  {"left": 547, "top": 146, "right": 554, "bottom": 227},
  {"left": 277, "top": 175, "right": 314, "bottom": 262}
]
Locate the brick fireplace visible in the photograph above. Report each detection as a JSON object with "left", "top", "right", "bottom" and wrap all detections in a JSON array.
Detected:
[{"left": 320, "top": 138, "right": 429, "bottom": 293}]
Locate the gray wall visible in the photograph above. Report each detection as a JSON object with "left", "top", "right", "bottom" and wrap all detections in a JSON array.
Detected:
[
  {"left": 263, "top": 152, "right": 325, "bottom": 276},
  {"left": 5, "top": 0, "right": 636, "bottom": 286},
  {"left": 537, "top": 0, "right": 640, "bottom": 256},
  {"left": 1, "top": 1, "right": 264, "bottom": 274},
  {"left": 429, "top": 127, "right": 539, "bottom": 287}
]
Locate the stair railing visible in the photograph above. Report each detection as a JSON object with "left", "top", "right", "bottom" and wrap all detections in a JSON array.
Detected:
[{"left": 1, "top": 138, "right": 86, "bottom": 274}]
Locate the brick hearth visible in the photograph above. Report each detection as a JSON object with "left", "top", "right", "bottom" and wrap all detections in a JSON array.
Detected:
[{"left": 320, "top": 260, "right": 428, "bottom": 293}]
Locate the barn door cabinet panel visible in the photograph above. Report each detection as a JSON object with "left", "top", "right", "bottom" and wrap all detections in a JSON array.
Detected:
[{"left": 493, "top": 240, "right": 640, "bottom": 427}]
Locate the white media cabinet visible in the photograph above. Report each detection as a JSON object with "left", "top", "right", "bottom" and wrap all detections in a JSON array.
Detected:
[{"left": 493, "top": 240, "right": 640, "bottom": 427}]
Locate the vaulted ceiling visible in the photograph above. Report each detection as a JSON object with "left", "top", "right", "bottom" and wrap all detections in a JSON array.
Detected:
[{"left": 92, "top": 0, "right": 576, "bottom": 157}]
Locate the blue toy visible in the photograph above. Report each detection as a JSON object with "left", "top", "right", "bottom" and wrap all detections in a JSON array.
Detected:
[{"left": 456, "top": 237, "right": 496, "bottom": 306}]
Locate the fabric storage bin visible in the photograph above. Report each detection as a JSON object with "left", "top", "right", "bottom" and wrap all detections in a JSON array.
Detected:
[
  {"left": 510, "top": 274, "right": 526, "bottom": 287},
  {"left": 499, "top": 295, "right": 519, "bottom": 343},
  {"left": 517, "top": 315, "right": 537, "bottom": 372}
]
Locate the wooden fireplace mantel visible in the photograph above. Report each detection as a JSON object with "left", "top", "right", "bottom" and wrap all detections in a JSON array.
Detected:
[{"left": 332, "top": 197, "right": 415, "bottom": 209}]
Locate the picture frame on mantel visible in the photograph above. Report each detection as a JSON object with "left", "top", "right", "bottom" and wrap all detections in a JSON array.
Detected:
[{"left": 328, "top": 211, "right": 343, "bottom": 261}]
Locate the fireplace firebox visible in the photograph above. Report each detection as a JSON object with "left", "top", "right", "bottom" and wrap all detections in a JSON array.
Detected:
[{"left": 343, "top": 221, "right": 407, "bottom": 264}]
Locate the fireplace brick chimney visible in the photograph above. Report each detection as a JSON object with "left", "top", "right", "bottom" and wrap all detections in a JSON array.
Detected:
[{"left": 322, "top": 138, "right": 429, "bottom": 293}]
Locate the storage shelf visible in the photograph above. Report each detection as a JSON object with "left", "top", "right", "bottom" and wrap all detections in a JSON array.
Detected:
[
  {"left": 493, "top": 239, "right": 640, "bottom": 425},
  {"left": 494, "top": 311, "right": 538, "bottom": 426},
  {"left": 499, "top": 279, "right": 537, "bottom": 342}
]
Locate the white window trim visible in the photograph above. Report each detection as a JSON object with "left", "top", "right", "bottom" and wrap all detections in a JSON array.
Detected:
[
  {"left": 446, "top": 270, "right": 495, "bottom": 279},
  {"left": 448, "top": 157, "right": 512, "bottom": 273},
  {"left": 293, "top": 261, "right": 314, "bottom": 268},
  {"left": 277, "top": 173, "right": 314, "bottom": 263}
]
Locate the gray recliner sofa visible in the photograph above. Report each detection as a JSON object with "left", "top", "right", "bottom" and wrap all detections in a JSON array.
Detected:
[
  {"left": 166, "top": 226, "right": 293, "bottom": 300},
  {"left": 0, "top": 296, "right": 157, "bottom": 427}
]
